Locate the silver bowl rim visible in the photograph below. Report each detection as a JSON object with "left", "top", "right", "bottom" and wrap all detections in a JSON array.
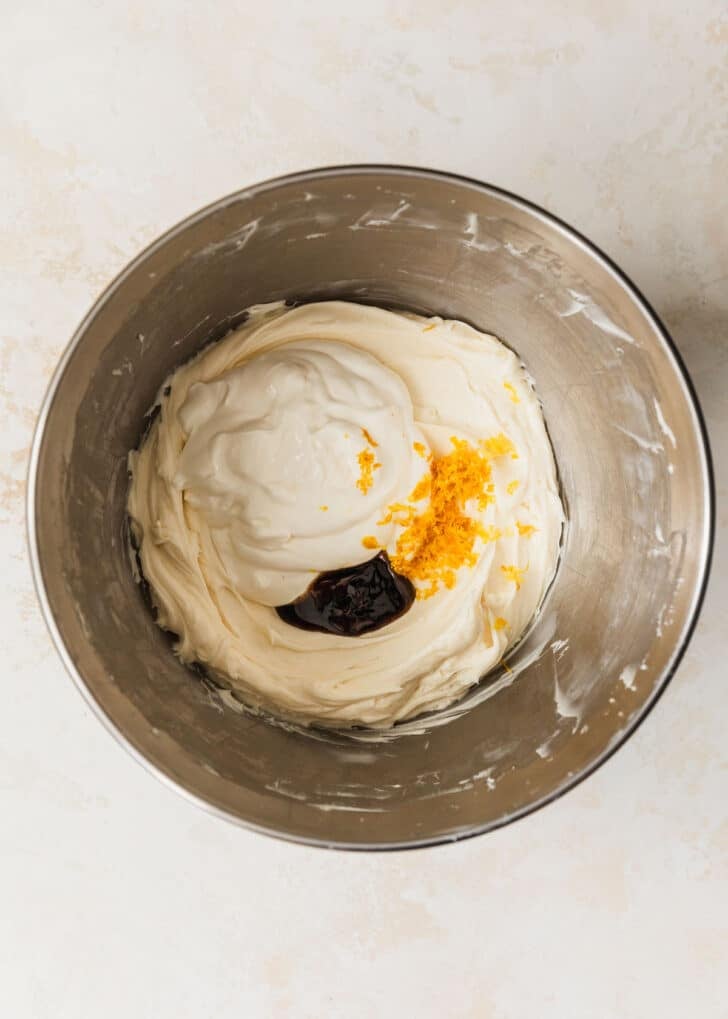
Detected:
[{"left": 26, "top": 164, "right": 715, "bottom": 851}]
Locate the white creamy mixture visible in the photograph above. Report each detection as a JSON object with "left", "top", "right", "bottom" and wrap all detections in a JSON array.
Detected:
[{"left": 128, "top": 301, "right": 563, "bottom": 727}]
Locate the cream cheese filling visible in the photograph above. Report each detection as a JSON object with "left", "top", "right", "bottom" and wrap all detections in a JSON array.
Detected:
[{"left": 128, "top": 301, "right": 564, "bottom": 728}]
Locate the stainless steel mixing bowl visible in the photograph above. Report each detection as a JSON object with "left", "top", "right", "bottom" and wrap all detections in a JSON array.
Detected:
[{"left": 28, "top": 166, "right": 713, "bottom": 848}]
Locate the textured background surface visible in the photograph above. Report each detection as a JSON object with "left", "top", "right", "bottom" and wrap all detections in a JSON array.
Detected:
[{"left": 2, "top": 2, "right": 727, "bottom": 1016}]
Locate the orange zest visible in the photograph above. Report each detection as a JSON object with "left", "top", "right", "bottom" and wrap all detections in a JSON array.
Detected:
[
  {"left": 356, "top": 427, "right": 382, "bottom": 494},
  {"left": 501, "top": 564, "right": 527, "bottom": 589},
  {"left": 482, "top": 433, "right": 519, "bottom": 460},
  {"left": 379, "top": 434, "right": 515, "bottom": 599},
  {"left": 356, "top": 448, "right": 381, "bottom": 494}
]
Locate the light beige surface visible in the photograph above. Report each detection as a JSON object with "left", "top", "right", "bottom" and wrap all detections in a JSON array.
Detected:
[{"left": 2, "top": 1, "right": 727, "bottom": 1016}]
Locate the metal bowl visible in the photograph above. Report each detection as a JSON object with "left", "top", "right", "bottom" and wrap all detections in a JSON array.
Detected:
[{"left": 27, "top": 166, "right": 713, "bottom": 849}]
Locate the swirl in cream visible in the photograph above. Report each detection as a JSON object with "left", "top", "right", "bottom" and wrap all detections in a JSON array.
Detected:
[
  {"left": 128, "top": 301, "right": 564, "bottom": 727},
  {"left": 172, "top": 341, "right": 426, "bottom": 606}
]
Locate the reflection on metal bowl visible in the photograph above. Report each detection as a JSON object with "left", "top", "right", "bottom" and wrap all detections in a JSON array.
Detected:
[{"left": 28, "top": 166, "right": 713, "bottom": 848}]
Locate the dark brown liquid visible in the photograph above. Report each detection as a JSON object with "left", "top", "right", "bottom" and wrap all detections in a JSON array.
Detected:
[{"left": 276, "top": 552, "right": 415, "bottom": 637}]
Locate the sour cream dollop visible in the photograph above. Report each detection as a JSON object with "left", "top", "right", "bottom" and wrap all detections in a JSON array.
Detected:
[{"left": 173, "top": 341, "right": 426, "bottom": 605}]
